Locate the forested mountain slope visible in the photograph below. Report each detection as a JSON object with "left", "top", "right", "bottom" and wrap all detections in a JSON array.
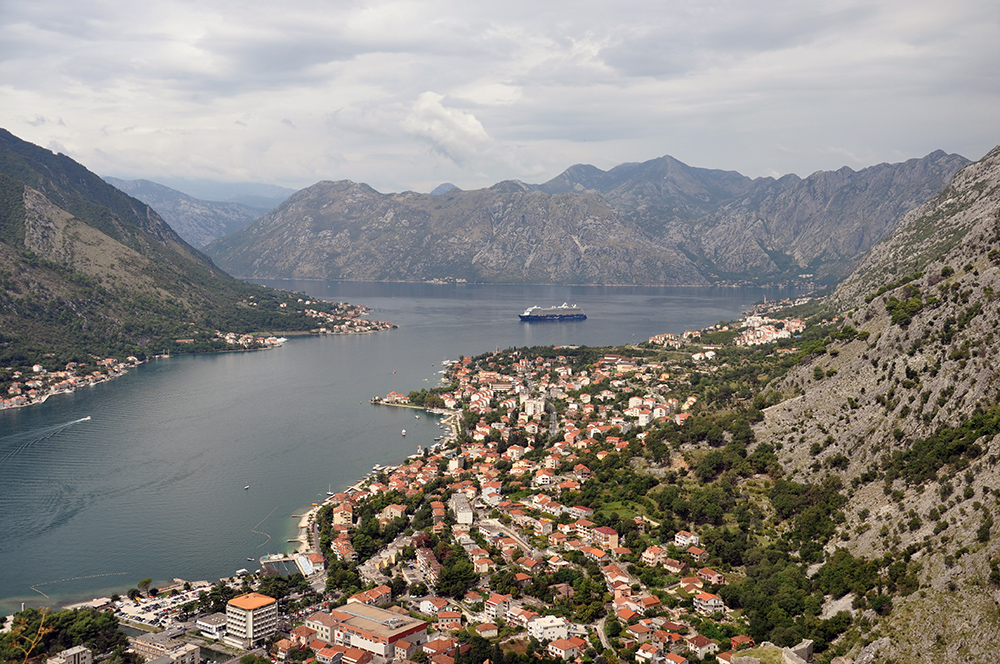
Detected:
[{"left": 0, "top": 129, "right": 343, "bottom": 366}]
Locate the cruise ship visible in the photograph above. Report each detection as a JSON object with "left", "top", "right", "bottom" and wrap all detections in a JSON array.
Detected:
[{"left": 519, "top": 303, "right": 587, "bottom": 322}]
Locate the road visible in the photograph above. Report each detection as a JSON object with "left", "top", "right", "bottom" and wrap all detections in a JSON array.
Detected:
[
  {"left": 480, "top": 518, "right": 534, "bottom": 553},
  {"left": 596, "top": 615, "right": 611, "bottom": 650}
]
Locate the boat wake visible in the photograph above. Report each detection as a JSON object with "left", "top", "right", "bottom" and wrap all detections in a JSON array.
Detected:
[{"left": 0, "top": 416, "right": 92, "bottom": 463}]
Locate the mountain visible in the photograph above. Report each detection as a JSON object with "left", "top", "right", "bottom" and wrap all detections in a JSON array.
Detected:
[
  {"left": 205, "top": 152, "right": 967, "bottom": 286},
  {"left": 104, "top": 177, "right": 268, "bottom": 247},
  {"left": 0, "top": 128, "right": 341, "bottom": 365},
  {"left": 753, "top": 143, "right": 1000, "bottom": 662},
  {"left": 205, "top": 180, "right": 708, "bottom": 285},
  {"left": 430, "top": 183, "right": 460, "bottom": 196},
  {"left": 140, "top": 177, "right": 295, "bottom": 209}
]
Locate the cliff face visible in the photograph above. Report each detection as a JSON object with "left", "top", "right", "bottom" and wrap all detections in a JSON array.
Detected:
[
  {"left": 206, "top": 151, "right": 968, "bottom": 286},
  {"left": 754, "top": 144, "right": 1000, "bottom": 663}
]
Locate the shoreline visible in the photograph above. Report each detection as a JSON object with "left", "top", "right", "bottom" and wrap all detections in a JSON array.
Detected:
[
  {"left": 287, "top": 404, "right": 460, "bottom": 559},
  {"left": 0, "top": 323, "right": 398, "bottom": 413}
]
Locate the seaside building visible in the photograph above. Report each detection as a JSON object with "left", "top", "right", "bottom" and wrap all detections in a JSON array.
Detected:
[
  {"left": 196, "top": 612, "right": 228, "bottom": 640},
  {"left": 306, "top": 604, "right": 428, "bottom": 658},
  {"left": 225, "top": 592, "right": 278, "bottom": 649}
]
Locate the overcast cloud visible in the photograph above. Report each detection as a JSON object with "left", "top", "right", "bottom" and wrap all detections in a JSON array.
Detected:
[{"left": 1, "top": 0, "right": 998, "bottom": 193}]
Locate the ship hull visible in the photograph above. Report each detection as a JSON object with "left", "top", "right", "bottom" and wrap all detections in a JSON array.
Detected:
[{"left": 519, "top": 313, "right": 587, "bottom": 322}]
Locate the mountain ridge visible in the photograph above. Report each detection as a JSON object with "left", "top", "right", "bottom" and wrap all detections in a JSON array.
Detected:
[
  {"left": 0, "top": 128, "right": 356, "bottom": 366},
  {"left": 103, "top": 177, "right": 272, "bottom": 248},
  {"left": 205, "top": 151, "right": 968, "bottom": 286}
]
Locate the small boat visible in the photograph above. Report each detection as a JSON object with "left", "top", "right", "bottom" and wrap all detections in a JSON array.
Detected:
[
  {"left": 401, "top": 429, "right": 406, "bottom": 436},
  {"left": 415, "top": 414, "right": 420, "bottom": 419},
  {"left": 247, "top": 557, "right": 254, "bottom": 561},
  {"left": 244, "top": 484, "right": 250, "bottom": 490}
]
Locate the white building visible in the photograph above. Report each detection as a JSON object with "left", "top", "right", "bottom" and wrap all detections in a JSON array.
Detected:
[
  {"left": 196, "top": 613, "right": 228, "bottom": 640},
  {"left": 449, "top": 493, "right": 474, "bottom": 525},
  {"left": 225, "top": 592, "right": 278, "bottom": 649},
  {"left": 48, "top": 646, "right": 92, "bottom": 664},
  {"left": 528, "top": 615, "right": 570, "bottom": 642}
]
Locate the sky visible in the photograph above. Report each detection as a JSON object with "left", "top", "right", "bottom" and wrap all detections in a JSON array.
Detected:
[{"left": 2, "top": 0, "right": 999, "bottom": 195}]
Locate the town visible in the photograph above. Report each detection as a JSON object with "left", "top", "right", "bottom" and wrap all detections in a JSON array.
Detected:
[{"left": 6, "top": 309, "right": 866, "bottom": 664}]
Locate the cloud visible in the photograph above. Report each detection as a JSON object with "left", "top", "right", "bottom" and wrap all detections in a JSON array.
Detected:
[
  {"left": 402, "top": 92, "right": 495, "bottom": 165},
  {"left": 0, "top": 0, "right": 996, "bottom": 192}
]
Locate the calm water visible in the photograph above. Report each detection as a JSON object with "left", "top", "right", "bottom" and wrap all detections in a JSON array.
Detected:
[{"left": 0, "top": 282, "right": 795, "bottom": 614}]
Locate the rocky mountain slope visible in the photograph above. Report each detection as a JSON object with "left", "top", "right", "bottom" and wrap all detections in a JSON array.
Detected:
[
  {"left": 206, "top": 152, "right": 967, "bottom": 286},
  {"left": 0, "top": 128, "right": 334, "bottom": 364},
  {"left": 206, "top": 180, "right": 708, "bottom": 285},
  {"left": 104, "top": 177, "right": 270, "bottom": 247},
  {"left": 754, "top": 143, "right": 1000, "bottom": 663}
]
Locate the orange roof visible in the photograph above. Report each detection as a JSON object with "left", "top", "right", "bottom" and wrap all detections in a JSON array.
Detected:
[{"left": 229, "top": 592, "right": 276, "bottom": 610}]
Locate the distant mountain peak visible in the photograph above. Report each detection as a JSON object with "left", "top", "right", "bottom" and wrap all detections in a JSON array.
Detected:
[{"left": 430, "top": 182, "right": 460, "bottom": 196}]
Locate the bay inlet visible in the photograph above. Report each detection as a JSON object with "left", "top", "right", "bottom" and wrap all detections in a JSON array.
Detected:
[{"left": 0, "top": 282, "right": 798, "bottom": 614}]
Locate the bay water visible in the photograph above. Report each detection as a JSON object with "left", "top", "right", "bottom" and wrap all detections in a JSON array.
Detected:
[{"left": 0, "top": 282, "right": 795, "bottom": 614}]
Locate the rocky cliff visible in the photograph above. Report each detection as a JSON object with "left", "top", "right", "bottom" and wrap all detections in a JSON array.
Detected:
[{"left": 755, "top": 143, "right": 1000, "bottom": 663}]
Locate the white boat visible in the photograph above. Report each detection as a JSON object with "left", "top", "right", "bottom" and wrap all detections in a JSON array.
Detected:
[
  {"left": 401, "top": 429, "right": 406, "bottom": 436},
  {"left": 244, "top": 484, "right": 250, "bottom": 490},
  {"left": 415, "top": 414, "right": 420, "bottom": 419}
]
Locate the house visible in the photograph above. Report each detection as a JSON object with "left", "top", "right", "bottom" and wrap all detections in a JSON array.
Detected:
[
  {"left": 475, "top": 623, "right": 499, "bottom": 639},
  {"left": 627, "top": 623, "right": 652, "bottom": 643},
  {"left": 664, "top": 559, "right": 687, "bottom": 575},
  {"left": 696, "top": 568, "right": 724, "bottom": 586},
  {"left": 420, "top": 597, "right": 449, "bottom": 615},
  {"left": 686, "top": 546, "right": 708, "bottom": 563},
  {"left": 196, "top": 613, "right": 229, "bottom": 640},
  {"left": 729, "top": 635, "right": 754, "bottom": 651},
  {"left": 641, "top": 546, "right": 665, "bottom": 566},
  {"left": 395, "top": 640, "right": 418, "bottom": 661},
  {"left": 693, "top": 592, "right": 725, "bottom": 615},
  {"left": 635, "top": 642, "right": 663, "bottom": 663},
  {"left": 290, "top": 625, "right": 317, "bottom": 646},
  {"left": 637, "top": 595, "right": 661, "bottom": 613},
  {"left": 484, "top": 593, "right": 512, "bottom": 621},
  {"left": 435, "top": 612, "right": 463, "bottom": 631},
  {"left": 528, "top": 615, "right": 569, "bottom": 642},
  {"left": 685, "top": 635, "right": 718, "bottom": 660},
  {"left": 593, "top": 526, "right": 619, "bottom": 550},
  {"left": 674, "top": 531, "right": 699, "bottom": 548},
  {"left": 664, "top": 654, "right": 688, "bottom": 664},
  {"left": 315, "top": 645, "right": 347, "bottom": 664},
  {"left": 275, "top": 638, "right": 295, "bottom": 660},
  {"left": 548, "top": 637, "right": 588, "bottom": 660},
  {"left": 348, "top": 584, "right": 392, "bottom": 606}
]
